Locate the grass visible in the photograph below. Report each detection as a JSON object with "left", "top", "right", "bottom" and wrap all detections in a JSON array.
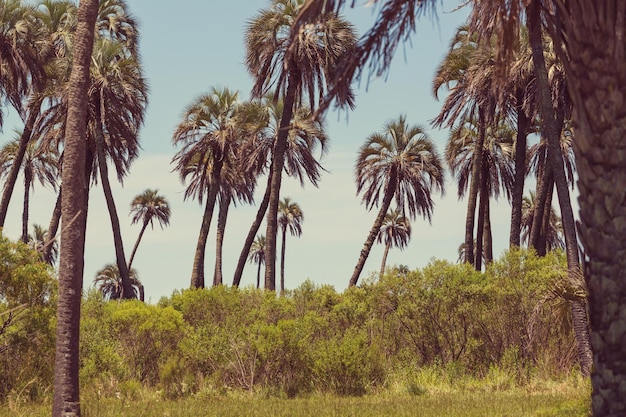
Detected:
[{"left": 2, "top": 378, "right": 590, "bottom": 417}]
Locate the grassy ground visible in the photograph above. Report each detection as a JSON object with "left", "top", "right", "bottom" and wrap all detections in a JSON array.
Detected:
[{"left": 2, "top": 381, "right": 590, "bottom": 417}]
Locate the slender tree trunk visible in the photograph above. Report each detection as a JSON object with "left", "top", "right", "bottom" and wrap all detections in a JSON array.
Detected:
[
  {"left": 537, "top": 179, "right": 554, "bottom": 256},
  {"left": 475, "top": 163, "right": 488, "bottom": 271},
  {"left": 509, "top": 94, "right": 528, "bottom": 247},
  {"left": 265, "top": 66, "right": 300, "bottom": 291},
  {"left": 21, "top": 170, "right": 31, "bottom": 243},
  {"left": 280, "top": 224, "right": 287, "bottom": 296},
  {"left": 464, "top": 110, "right": 486, "bottom": 265},
  {"left": 527, "top": 0, "right": 591, "bottom": 377},
  {"left": 94, "top": 113, "right": 133, "bottom": 299},
  {"left": 52, "top": 1, "right": 98, "bottom": 415},
  {"left": 43, "top": 187, "right": 62, "bottom": 264},
  {"left": 350, "top": 171, "right": 397, "bottom": 287},
  {"left": 564, "top": 3, "right": 626, "bottom": 413},
  {"left": 0, "top": 99, "right": 41, "bottom": 228},
  {"left": 530, "top": 165, "right": 552, "bottom": 251},
  {"left": 233, "top": 172, "right": 272, "bottom": 287},
  {"left": 380, "top": 241, "right": 391, "bottom": 277},
  {"left": 213, "top": 194, "right": 230, "bottom": 287},
  {"left": 128, "top": 218, "right": 149, "bottom": 270},
  {"left": 484, "top": 197, "right": 493, "bottom": 264},
  {"left": 190, "top": 158, "right": 223, "bottom": 289},
  {"left": 256, "top": 262, "right": 261, "bottom": 289}
]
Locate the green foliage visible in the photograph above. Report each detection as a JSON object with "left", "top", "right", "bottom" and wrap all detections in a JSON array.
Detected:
[{"left": 0, "top": 235, "right": 56, "bottom": 403}]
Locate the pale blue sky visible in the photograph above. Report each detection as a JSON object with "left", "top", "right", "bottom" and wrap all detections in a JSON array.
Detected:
[{"left": 3, "top": 1, "right": 525, "bottom": 301}]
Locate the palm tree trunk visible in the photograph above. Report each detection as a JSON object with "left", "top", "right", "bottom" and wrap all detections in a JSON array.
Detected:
[
  {"left": 128, "top": 218, "right": 149, "bottom": 271},
  {"left": 527, "top": 0, "right": 591, "bottom": 377},
  {"left": 350, "top": 171, "right": 397, "bottom": 287},
  {"left": 256, "top": 262, "right": 261, "bottom": 289},
  {"left": 484, "top": 197, "right": 493, "bottom": 264},
  {"left": 380, "top": 240, "right": 391, "bottom": 277},
  {"left": 464, "top": 110, "right": 486, "bottom": 266},
  {"left": 233, "top": 172, "right": 272, "bottom": 287},
  {"left": 565, "top": 3, "right": 626, "bottom": 409},
  {"left": 537, "top": 179, "right": 554, "bottom": 256},
  {"left": 190, "top": 158, "right": 223, "bottom": 289},
  {"left": 43, "top": 187, "right": 62, "bottom": 264},
  {"left": 530, "top": 164, "right": 552, "bottom": 251},
  {"left": 475, "top": 163, "right": 488, "bottom": 271},
  {"left": 0, "top": 99, "right": 41, "bottom": 228},
  {"left": 213, "top": 194, "right": 230, "bottom": 287},
  {"left": 265, "top": 66, "right": 300, "bottom": 291},
  {"left": 52, "top": 1, "right": 98, "bottom": 415},
  {"left": 280, "top": 224, "right": 287, "bottom": 296},
  {"left": 21, "top": 170, "right": 31, "bottom": 243},
  {"left": 509, "top": 93, "right": 528, "bottom": 247},
  {"left": 94, "top": 113, "right": 132, "bottom": 299}
]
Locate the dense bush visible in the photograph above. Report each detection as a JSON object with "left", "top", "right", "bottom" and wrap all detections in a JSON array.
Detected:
[
  {"left": 1, "top": 246, "right": 581, "bottom": 402},
  {"left": 0, "top": 236, "right": 56, "bottom": 403}
]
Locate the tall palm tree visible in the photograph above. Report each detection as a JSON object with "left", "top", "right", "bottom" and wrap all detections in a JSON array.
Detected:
[
  {"left": 52, "top": 1, "right": 98, "bottom": 415},
  {"left": 445, "top": 115, "right": 515, "bottom": 270},
  {"left": 128, "top": 189, "right": 171, "bottom": 270},
  {"left": 27, "top": 223, "right": 58, "bottom": 265},
  {"left": 172, "top": 87, "right": 242, "bottom": 289},
  {"left": 351, "top": 115, "right": 444, "bottom": 286},
  {"left": 93, "top": 263, "right": 142, "bottom": 301},
  {"left": 377, "top": 207, "right": 411, "bottom": 277},
  {"left": 520, "top": 191, "right": 564, "bottom": 253},
  {"left": 232, "top": 96, "right": 327, "bottom": 287},
  {"left": 0, "top": 135, "right": 59, "bottom": 242},
  {"left": 245, "top": 0, "right": 356, "bottom": 291},
  {"left": 278, "top": 197, "right": 303, "bottom": 295},
  {"left": 248, "top": 234, "right": 266, "bottom": 289}
]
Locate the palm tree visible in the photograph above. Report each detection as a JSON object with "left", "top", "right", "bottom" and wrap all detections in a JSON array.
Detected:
[
  {"left": 128, "top": 189, "right": 171, "bottom": 270},
  {"left": 232, "top": 96, "right": 327, "bottom": 288},
  {"left": 248, "top": 235, "right": 266, "bottom": 289},
  {"left": 245, "top": 0, "right": 356, "bottom": 291},
  {"left": 93, "top": 263, "right": 142, "bottom": 301},
  {"left": 0, "top": 135, "right": 59, "bottom": 242},
  {"left": 377, "top": 207, "right": 411, "bottom": 277},
  {"left": 27, "top": 223, "right": 58, "bottom": 265},
  {"left": 520, "top": 191, "right": 564, "bottom": 253},
  {"left": 278, "top": 197, "right": 303, "bottom": 295},
  {"left": 172, "top": 87, "right": 242, "bottom": 289},
  {"left": 52, "top": 1, "right": 98, "bottom": 415},
  {"left": 351, "top": 115, "right": 444, "bottom": 286}
]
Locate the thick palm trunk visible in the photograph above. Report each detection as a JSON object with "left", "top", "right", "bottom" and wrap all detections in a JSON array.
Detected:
[
  {"left": 565, "top": 2, "right": 626, "bottom": 414},
  {"left": 128, "top": 218, "right": 149, "bottom": 270},
  {"left": 509, "top": 95, "right": 528, "bottom": 247},
  {"left": 527, "top": 1, "right": 591, "bottom": 377},
  {"left": 264, "top": 67, "right": 300, "bottom": 291},
  {"left": 94, "top": 117, "right": 133, "bottom": 299},
  {"left": 43, "top": 187, "right": 62, "bottom": 264},
  {"left": 0, "top": 100, "right": 41, "bottom": 228},
  {"left": 484, "top": 197, "right": 493, "bottom": 264},
  {"left": 233, "top": 172, "right": 272, "bottom": 287},
  {"left": 52, "top": 1, "right": 98, "bottom": 415},
  {"left": 537, "top": 180, "right": 554, "bottom": 256},
  {"left": 464, "top": 110, "right": 486, "bottom": 265},
  {"left": 530, "top": 166, "right": 553, "bottom": 252},
  {"left": 280, "top": 224, "right": 287, "bottom": 296},
  {"left": 213, "top": 194, "right": 230, "bottom": 287},
  {"left": 21, "top": 171, "right": 31, "bottom": 243},
  {"left": 350, "top": 172, "right": 397, "bottom": 287},
  {"left": 190, "top": 159, "right": 223, "bottom": 289},
  {"left": 379, "top": 241, "right": 391, "bottom": 277}
]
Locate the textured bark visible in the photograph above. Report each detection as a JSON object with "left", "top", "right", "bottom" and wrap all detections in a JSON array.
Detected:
[
  {"left": 190, "top": 158, "right": 223, "bottom": 289},
  {"left": 0, "top": 102, "right": 41, "bottom": 228},
  {"left": 379, "top": 240, "right": 391, "bottom": 277},
  {"left": 52, "top": 1, "right": 98, "bottom": 416},
  {"left": 43, "top": 187, "right": 62, "bottom": 263},
  {"left": 127, "top": 218, "right": 148, "bottom": 270},
  {"left": 537, "top": 180, "right": 554, "bottom": 256},
  {"left": 264, "top": 66, "right": 299, "bottom": 292},
  {"left": 527, "top": 0, "right": 592, "bottom": 377},
  {"left": 94, "top": 116, "right": 132, "bottom": 298},
  {"left": 509, "top": 95, "right": 527, "bottom": 247},
  {"left": 349, "top": 171, "right": 397, "bottom": 287},
  {"left": 484, "top": 198, "right": 493, "bottom": 264},
  {"left": 463, "top": 110, "right": 486, "bottom": 266},
  {"left": 232, "top": 173, "right": 271, "bottom": 287},
  {"left": 213, "top": 195, "right": 230, "bottom": 287},
  {"left": 564, "top": 2, "right": 626, "bottom": 414},
  {"left": 475, "top": 161, "right": 488, "bottom": 271},
  {"left": 279, "top": 224, "right": 287, "bottom": 296},
  {"left": 21, "top": 169, "right": 31, "bottom": 243}
]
